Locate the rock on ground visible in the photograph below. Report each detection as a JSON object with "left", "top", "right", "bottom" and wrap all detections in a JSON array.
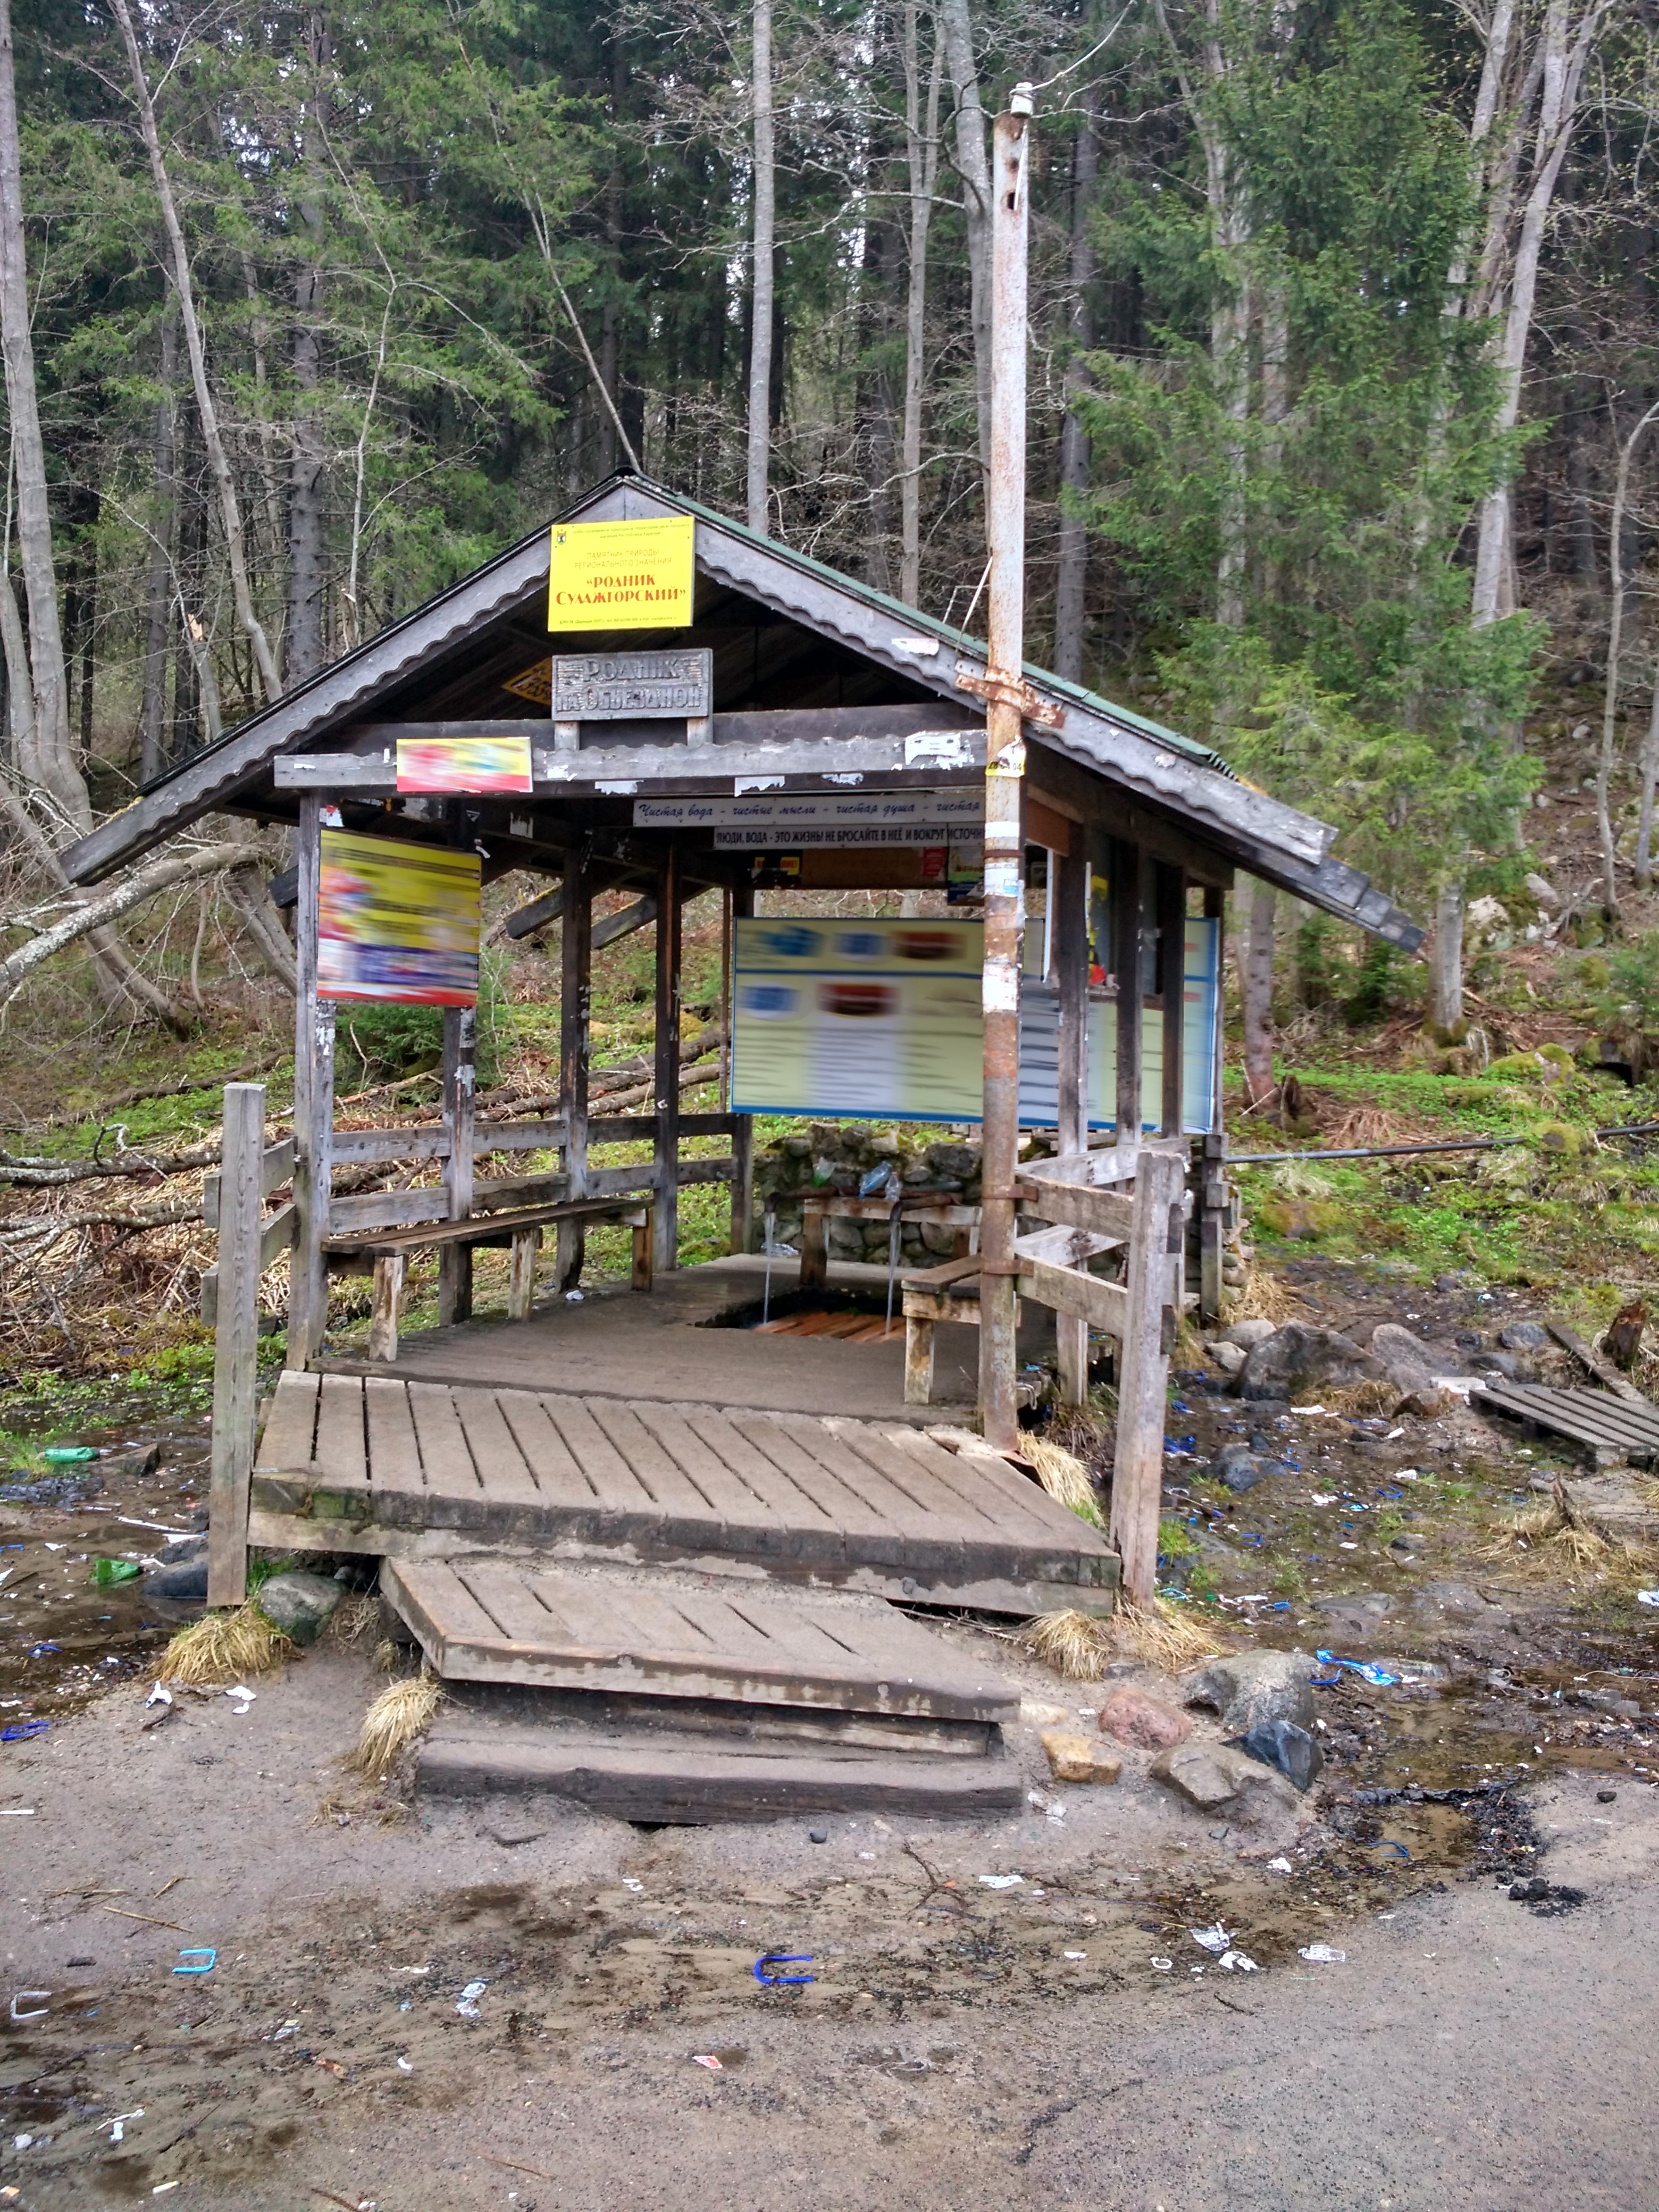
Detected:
[
  {"left": 1235, "top": 1717, "right": 1323, "bottom": 1791},
  {"left": 1040, "top": 1731, "right": 1122, "bottom": 1784},
  {"left": 1369, "top": 1321, "right": 1454, "bottom": 1415},
  {"left": 256, "top": 1570, "right": 345, "bottom": 1646},
  {"left": 1236, "top": 1321, "right": 1382, "bottom": 1402},
  {"left": 1184, "top": 1648, "right": 1316, "bottom": 1733},
  {"left": 1222, "top": 1319, "right": 1278, "bottom": 1350},
  {"left": 1147, "top": 1740, "right": 1300, "bottom": 1820},
  {"left": 1099, "top": 1682, "right": 1191, "bottom": 1752}
]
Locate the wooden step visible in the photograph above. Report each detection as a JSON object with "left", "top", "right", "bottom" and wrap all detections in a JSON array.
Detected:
[
  {"left": 418, "top": 1709, "right": 1021, "bottom": 1822},
  {"left": 251, "top": 1371, "right": 1117, "bottom": 1615},
  {"left": 383, "top": 1557, "right": 1019, "bottom": 1725}
]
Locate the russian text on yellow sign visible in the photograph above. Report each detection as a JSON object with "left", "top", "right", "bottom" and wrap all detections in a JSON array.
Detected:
[{"left": 547, "top": 515, "right": 695, "bottom": 633}]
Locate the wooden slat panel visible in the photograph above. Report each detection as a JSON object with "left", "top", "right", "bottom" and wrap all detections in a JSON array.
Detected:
[
  {"left": 405, "top": 1384, "right": 483, "bottom": 1503},
  {"left": 823, "top": 1420, "right": 1042, "bottom": 1584},
  {"left": 751, "top": 1411, "right": 961, "bottom": 1577},
  {"left": 331, "top": 1127, "right": 450, "bottom": 1166},
  {"left": 453, "top": 1389, "right": 543, "bottom": 1515},
  {"left": 328, "top": 1187, "right": 451, "bottom": 1235},
  {"left": 363, "top": 1378, "right": 425, "bottom": 1501},
  {"left": 256, "top": 1370, "right": 321, "bottom": 1470},
  {"left": 314, "top": 1373, "right": 368, "bottom": 1485},
  {"left": 631, "top": 1403, "right": 793, "bottom": 1559},
  {"left": 1019, "top": 1256, "right": 1130, "bottom": 1336},
  {"left": 578, "top": 1398, "right": 727, "bottom": 1549},
  {"left": 680, "top": 1409, "right": 848, "bottom": 1568},
  {"left": 540, "top": 1396, "right": 660, "bottom": 1515},
  {"left": 385, "top": 1559, "right": 504, "bottom": 1666}
]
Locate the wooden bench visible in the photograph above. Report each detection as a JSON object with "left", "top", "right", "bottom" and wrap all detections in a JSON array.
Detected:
[
  {"left": 325, "top": 1195, "right": 653, "bottom": 1363},
  {"left": 798, "top": 1188, "right": 978, "bottom": 1292}
]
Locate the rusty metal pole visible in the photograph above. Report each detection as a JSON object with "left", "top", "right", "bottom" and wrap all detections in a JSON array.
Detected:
[{"left": 977, "top": 88, "right": 1034, "bottom": 1455}]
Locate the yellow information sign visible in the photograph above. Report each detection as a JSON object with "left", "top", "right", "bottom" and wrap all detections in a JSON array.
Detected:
[
  {"left": 547, "top": 516, "right": 695, "bottom": 632},
  {"left": 317, "top": 831, "right": 481, "bottom": 1007}
]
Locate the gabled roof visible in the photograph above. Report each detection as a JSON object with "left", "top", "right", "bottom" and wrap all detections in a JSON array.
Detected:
[{"left": 62, "top": 472, "right": 1420, "bottom": 949}]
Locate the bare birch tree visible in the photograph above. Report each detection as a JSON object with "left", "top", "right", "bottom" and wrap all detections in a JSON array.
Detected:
[
  {"left": 745, "top": 0, "right": 776, "bottom": 532},
  {"left": 899, "top": 2, "right": 943, "bottom": 606}
]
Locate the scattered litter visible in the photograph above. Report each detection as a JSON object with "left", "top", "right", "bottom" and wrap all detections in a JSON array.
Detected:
[
  {"left": 621, "top": 1878, "right": 644, "bottom": 1892},
  {"left": 152, "top": 2181, "right": 179, "bottom": 2194},
  {"left": 1637, "top": 1591, "right": 1659, "bottom": 1608},
  {"left": 692, "top": 2054, "right": 724, "bottom": 2070},
  {"left": 274, "top": 2021, "right": 300, "bottom": 2040},
  {"left": 1298, "top": 1944, "right": 1347, "bottom": 1963},
  {"left": 1266, "top": 1856, "right": 1293, "bottom": 1874},
  {"left": 1313, "top": 1650, "right": 1400, "bottom": 1687},
  {"left": 753, "top": 1953, "right": 815, "bottom": 1986},
  {"left": 389, "top": 1964, "right": 431, "bottom": 1975},
  {"left": 145, "top": 1684, "right": 172, "bottom": 1708},
  {"left": 224, "top": 1685, "right": 256, "bottom": 1713},
  {"left": 92, "top": 1558, "right": 142, "bottom": 1587},
  {"left": 108, "top": 2108, "right": 145, "bottom": 2143},
  {"left": 1369, "top": 1840, "right": 1411, "bottom": 1859},
  {"left": 977, "top": 1874, "right": 1023, "bottom": 1889},
  {"left": 27, "top": 1644, "right": 59, "bottom": 1659},
  {"left": 173, "top": 1949, "right": 215, "bottom": 1975},
  {"left": 397, "top": 2056, "right": 413, "bottom": 2072},
  {"left": 0, "top": 1808, "right": 33, "bottom": 1817},
  {"left": 1310, "top": 1493, "right": 1337, "bottom": 1506},
  {"left": 1218, "top": 1950, "right": 1259, "bottom": 1973},
  {"left": 1189, "top": 1924, "right": 1231, "bottom": 1954},
  {"left": 41, "top": 1446, "right": 96, "bottom": 1462},
  {"left": 1063, "top": 1950, "right": 1087, "bottom": 1960},
  {"left": 12, "top": 2137, "right": 30, "bottom": 2152},
  {"left": 455, "top": 1980, "right": 487, "bottom": 2018},
  {"left": 1149, "top": 1957, "right": 1173, "bottom": 1971},
  {"left": 9, "top": 1992, "right": 49, "bottom": 2022},
  {"left": 564, "top": 1289, "right": 584, "bottom": 1303}
]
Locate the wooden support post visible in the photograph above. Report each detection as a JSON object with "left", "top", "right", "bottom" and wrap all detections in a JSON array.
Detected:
[
  {"left": 287, "top": 795, "right": 334, "bottom": 1367},
  {"left": 1110, "top": 1145, "right": 1184, "bottom": 1612},
  {"left": 904, "top": 1314, "right": 937, "bottom": 1406},
  {"left": 207, "top": 1082, "right": 264, "bottom": 1609},
  {"left": 632, "top": 1210, "right": 655, "bottom": 1292},
  {"left": 1112, "top": 839, "right": 1149, "bottom": 1146},
  {"left": 727, "top": 881, "right": 755, "bottom": 1255},
  {"left": 507, "top": 1226, "right": 542, "bottom": 1319},
  {"left": 1054, "top": 846, "right": 1090, "bottom": 1405},
  {"left": 799, "top": 1206, "right": 828, "bottom": 1292},
  {"left": 369, "top": 1254, "right": 405, "bottom": 1362},
  {"left": 557, "top": 834, "right": 593, "bottom": 1292},
  {"left": 439, "top": 1003, "right": 477, "bottom": 1323},
  {"left": 652, "top": 844, "right": 682, "bottom": 1276},
  {"left": 1199, "top": 885, "right": 1227, "bottom": 1323},
  {"left": 1158, "top": 862, "right": 1186, "bottom": 1138}
]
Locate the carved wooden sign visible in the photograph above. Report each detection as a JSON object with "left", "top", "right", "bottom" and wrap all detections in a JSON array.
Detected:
[{"left": 552, "top": 648, "right": 713, "bottom": 720}]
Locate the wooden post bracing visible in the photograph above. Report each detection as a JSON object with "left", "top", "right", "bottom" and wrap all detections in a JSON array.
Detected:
[
  {"left": 977, "top": 97, "right": 1033, "bottom": 1455},
  {"left": 439, "top": 1003, "right": 477, "bottom": 1323},
  {"left": 1112, "top": 838, "right": 1149, "bottom": 1146},
  {"left": 1110, "top": 1145, "right": 1184, "bottom": 1611},
  {"left": 727, "top": 881, "right": 755, "bottom": 1255},
  {"left": 653, "top": 844, "right": 682, "bottom": 1276},
  {"left": 1199, "top": 883, "right": 1227, "bottom": 1322},
  {"left": 1158, "top": 862, "right": 1186, "bottom": 1138},
  {"left": 287, "top": 794, "right": 334, "bottom": 1367},
  {"left": 558, "top": 834, "right": 593, "bottom": 1292},
  {"left": 207, "top": 1082, "right": 264, "bottom": 1608},
  {"left": 1053, "top": 846, "right": 1090, "bottom": 1405}
]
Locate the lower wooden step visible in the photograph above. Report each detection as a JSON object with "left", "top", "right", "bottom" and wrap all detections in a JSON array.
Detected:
[
  {"left": 384, "top": 1556, "right": 1019, "bottom": 1727},
  {"left": 418, "top": 1717, "right": 1022, "bottom": 1822}
]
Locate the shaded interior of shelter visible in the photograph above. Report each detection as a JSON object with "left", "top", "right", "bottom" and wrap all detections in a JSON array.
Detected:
[{"left": 320, "top": 1255, "right": 1063, "bottom": 1425}]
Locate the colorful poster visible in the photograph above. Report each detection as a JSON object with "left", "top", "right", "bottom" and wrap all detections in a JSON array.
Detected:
[
  {"left": 395, "top": 735, "right": 533, "bottom": 793},
  {"left": 730, "top": 914, "right": 1221, "bottom": 1130},
  {"left": 316, "top": 831, "right": 481, "bottom": 1007},
  {"left": 547, "top": 516, "right": 696, "bottom": 632}
]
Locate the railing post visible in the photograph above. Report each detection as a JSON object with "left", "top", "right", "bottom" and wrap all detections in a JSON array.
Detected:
[
  {"left": 1110, "top": 1145, "right": 1183, "bottom": 1612},
  {"left": 207, "top": 1082, "right": 265, "bottom": 1609}
]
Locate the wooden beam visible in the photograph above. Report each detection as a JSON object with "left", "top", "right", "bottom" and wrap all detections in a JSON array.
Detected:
[
  {"left": 727, "top": 880, "right": 755, "bottom": 1255},
  {"left": 1200, "top": 883, "right": 1227, "bottom": 1323},
  {"left": 1017, "top": 1175, "right": 1135, "bottom": 1241},
  {"left": 557, "top": 835, "right": 592, "bottom": 1292},
  {"left": 1029, "top": 749, "right": 1234, "bottom": 889},
  {"left": 653, "top": 844, "right": 682, "bottom": 1274},
  {"left": 1111, "top": 1147, "right": 1185, "bottom": 1610},
  {"left": 1112, "top": 840, "right": 1150, "bottom": 1141},
  {"left": 1158, "top": 862, "right": 1186, "bottom": 1137},
  {"left": 287, "top": 796, "right": 334, "bottom": 1367},
  {"left": 439, "top": 1000, "right": 477, "bottom": 1323},
  {"left": 1017, "top": 1256, "right": 1129, "bottom": 1337},
  {"left": 207, "top": 1083, "right": 265, "bottom": 1607},
  {"left": 1053, "top": 847, "right": 1090, "bottom": 1404}
]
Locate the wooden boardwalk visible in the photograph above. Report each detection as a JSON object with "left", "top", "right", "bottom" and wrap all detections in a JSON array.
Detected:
[
  {"left": 1472, "top": 1380, "right": 1659, "bottom": 1468},
  {"left": 384, "top": 1559, "right": 1018, "bottom": 1722},
  {"left": 252, "top": 1370, "right": 1117, "bottom": 1614}
]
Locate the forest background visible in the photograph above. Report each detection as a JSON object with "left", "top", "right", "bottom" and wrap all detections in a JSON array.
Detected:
[{"left": 3, "top": 0, "right": 1659, "bottom": 1375}]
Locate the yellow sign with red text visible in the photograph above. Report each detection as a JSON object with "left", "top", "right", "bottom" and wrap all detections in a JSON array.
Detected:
[{"left": 547, "top": 516, "right": 695, "bottom": 632}]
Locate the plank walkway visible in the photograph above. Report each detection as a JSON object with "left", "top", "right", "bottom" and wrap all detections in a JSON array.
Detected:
[
  {"left": 383, "top": 1558, "right": 1018, "bottom": 1722},
  {"left": 1471, "top": 1380, "right": 1659, "bottom": 1468},
  {"left": 252, "top": 1370, "right": 1117, "bottom": 1614}
]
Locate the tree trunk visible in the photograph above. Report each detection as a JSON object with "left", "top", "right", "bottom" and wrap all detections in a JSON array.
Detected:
[
  {"left": 938, "top": 0, "right": 991, "bottom": 476},
  {"left": 286, "top": 230, "right": 326, "bottom": 685},
  {"left": 1053, "top": 94, "right": 1099, "bottom": 684},
  {"left": 1242, "top": 879, "right": 1276, "bottom": 1110},
  {"left": 1634, "top": 669, "right": 1659, "bottom": 891},
  {"left": 899, "top": 2, "right": 942, "bottom": 608},
  {"left": 1430, "top": 881, "right": 1465, "bottom": 1040},
  {"left": 1596, "top": 397, "right": 1659, "bottom": 925},
  {"left": 140, "top": 305, "right": 177, "bottom": 782},
  {"left": 744, "top": 0, "right": 775, "bottom": 534},
  {"left": 0, "top": 0, "right": 83, "bottom": 825},
  {"left": 110, "top": 0, "right": 282, "bottom": 706}
]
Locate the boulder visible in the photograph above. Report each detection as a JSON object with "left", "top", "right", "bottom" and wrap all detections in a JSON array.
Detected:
[
  {"left": 1184, "top": 1648, "right": 1316, "bottom": 1733},
  {"left": 145, "top": 1536, "right": 208, "bottom": 1603},
  {"left": 1020, "top": 1699, "right": 1072, "bottom": 1731},
  {"left": 1208, "top": 1340, "right": 1246, "bottom": 1377},
  {"left": 1040, "top": 1731, "right": 1122, "bottom": 1785},
  {"left": 1369, "top": 1322, "right": 1452, "bottom": 1416},
  {"left": 1211, "top": 1442, "right": 1269, "bottom": 1494},
  {"left": 1498, "top": 1320, "right": 1551, "bottom": 1351},
  {"left": 1099, "top": 1683, "right": 1191, "bottom": 1752},
  {"left": 1237, "top": 1322, "right": 1381, "bottom": 1403},
  {"left": 255, "top": 1570, "right": 345, "bottom": 1647},
  {"left": 1222, "top": 1319, "right": 1278, "bottom": 1350},
  {"left": 1148, "top": 1741, "right": 1300, "bottom": 1819},
  {"left": 1255, "top": 1198, "right": 1339, "bottom": 1240},
  {"left": 1469, "top": 1351, "right": 1526, "bottom": 1381},
  {"left": 1235, "top": 1717, "right": 1323, "bottom": 1791},
  {"left": 1316, "top": 1590, "right": 1395, "bottom": 1641}
]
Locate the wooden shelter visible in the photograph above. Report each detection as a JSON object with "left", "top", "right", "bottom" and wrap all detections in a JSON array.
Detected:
[{"left": 63, "top": 472, "right": 1419, "bottom": 1816}]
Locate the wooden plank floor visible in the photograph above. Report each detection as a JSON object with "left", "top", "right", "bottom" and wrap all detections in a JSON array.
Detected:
[
  {"left": 1472, "top": 1381, "right": 1659, "bottom": 1468},
  {"left": 383, "top": 1557, "right": 1019, "bottom": 1722},
  {"left": 252, "top": 1369, "right": 1117, "bottom": 1614}
]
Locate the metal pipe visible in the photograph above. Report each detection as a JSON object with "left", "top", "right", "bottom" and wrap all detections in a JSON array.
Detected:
[
  {"left": 977, "top": 97, "right": 1033, "bottom": 1455},
  {"left": 1227, "top": 1120, "right": 1659, "bottom": 1167}
]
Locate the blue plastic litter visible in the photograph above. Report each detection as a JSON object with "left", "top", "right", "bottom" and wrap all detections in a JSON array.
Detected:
[
  {"left": 1313, "top": 1649, "right": 1400, "bottom": 1687},
  {"left": 28, "top": 1643, "right": 60, "bottom": 1658},
  {"left": 1369, "top": 1840, "right": 1411, "bottom": 1858},
  {"left": 173, "top": 1948, "right": 216, "bottom": 1975},
  {"left": 753, "top": 1951, "right": 814, "bottom": 1986},
  {"left": 2, "top": 1720, "right": 48, "bottom": 1740}
]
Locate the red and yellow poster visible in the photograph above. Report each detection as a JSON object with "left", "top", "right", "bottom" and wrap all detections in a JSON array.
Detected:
[
  {"left": 395, "top": 735, "right": 532, "bottom": 793},
  {"left": 547, "top": 516, "right": 695, "bottom": 632},
  {"left": 316, "top": 831, "right": 481, "bottom": 1007}
]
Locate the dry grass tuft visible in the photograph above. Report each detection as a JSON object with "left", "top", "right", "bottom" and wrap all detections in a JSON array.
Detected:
[
  {"left": 1018, "top": 1598, "right": 1225, "bottom": 1680},
  {"left": 344, "top": 1669, "right": 443, "bottom": 1780},
  {"left": 158, "top": 1604, "right": 294, "bottom": 1685},
  {"left": 1483, "top": 1476, "right": 1628, "bottom": 1580},
  {"left": 1026, "top": 1435, "right": 1101, "bottom": 1526},
  {"left": 372, "top": 1636, "right": 405, "bottom": 1674},
  {"left": 1228, "top": 1267, "right": 1308, "bottom": 1326},
  {"left": 329, "top": 1591, "right": 382, "bottom": 1646},
  {"left": 1271, "top": 1158, "right": 1336, "bottom": 1200},
  {"left": 1325, "top": 1379, "right": 1400, "bottom": 1417},
  {"left": 1324, "top": 1105, "right": 1420, "bottom": 1150}
]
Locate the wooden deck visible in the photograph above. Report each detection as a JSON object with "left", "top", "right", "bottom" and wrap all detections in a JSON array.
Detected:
[
  {"left": 1472, "top": 1380, "right": 1659, "bottom": 1468},
  {"left": 383, "top": 1557, "right": 1019, "bottom": 1721},
  {"left": 252, "top": 1369, "right": 1117, "bottom": 1614}
]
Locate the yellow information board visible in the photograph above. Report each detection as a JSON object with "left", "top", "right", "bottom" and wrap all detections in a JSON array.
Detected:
[
  {"left": 316, "top": 831, "right": 481, "bottom": 1007},
  {"left": 547, "top": 516, "right": 695, "bottom": 632}
]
